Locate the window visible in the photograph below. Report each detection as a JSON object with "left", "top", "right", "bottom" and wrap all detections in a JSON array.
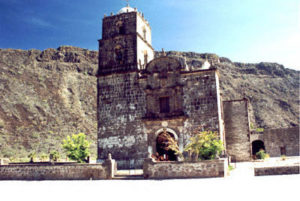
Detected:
[
  {"left": 144, "top": 52, "right": 148, "bottom": 66},
  {"left": 119, "top": 25, "right": 125, "bottom": 34},
  {"left": 280, "top": 147, "right": 286, "bottom": 155},
  {"left": 160, "top": 97, "right": 170, "bottom": 113},
  {"left": 114, "top": 46, "right": 123, "bottom": 64},
  {"left": 143, "top": 28, "right": 147, "bottom": 40}
]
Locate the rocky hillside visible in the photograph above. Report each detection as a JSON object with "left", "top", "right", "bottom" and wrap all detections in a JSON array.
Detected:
[
  {"left": 0, "top": 46, "right": 98, "bottom": 159},
  {"left": 160, "top": 51, "right": 299, "bottom": 129},
  {"left": 0, "top": 47, "right": 298, "bottom": 159}
]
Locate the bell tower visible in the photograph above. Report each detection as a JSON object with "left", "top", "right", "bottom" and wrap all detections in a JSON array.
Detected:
[{"left": 98, "top": 5, "right": 154, "bottom": 75}]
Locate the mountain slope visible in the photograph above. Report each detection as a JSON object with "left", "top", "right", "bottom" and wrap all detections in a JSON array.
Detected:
[{"left": 0, "top": 47, "right": 298, "bottom": 159}]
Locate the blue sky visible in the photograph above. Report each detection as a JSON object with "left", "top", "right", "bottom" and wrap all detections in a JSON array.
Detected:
[{"left": 0, "top": 0, "right": 299, "bottom": 70}]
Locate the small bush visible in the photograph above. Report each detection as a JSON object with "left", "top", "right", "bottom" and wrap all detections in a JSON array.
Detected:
[
  {"left": 28, "top": 152, "right": 36, "bottom": 162},
  {"left": 49, "top": 151, "right": 60, "bottom": 162},
  {"left": 184, "top": 131, "right": 224, "bottom": 161},
  {"left": 39, "top": 153, "right": 49, "bottom": 161},
  {"left": 256, "top": 149, "right": 269, "bottom": 160},
  {"left": 62, "top": 133, "right": 90, "bottom": 163},
  {"left": 256, "top": 128, "right": 264, "bottom": 132},
  {"left": 228, "top": 165, "right": 234, "bottom": 171}
]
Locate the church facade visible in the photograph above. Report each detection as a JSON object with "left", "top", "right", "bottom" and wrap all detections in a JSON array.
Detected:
[{"left": 97, "top": 6, "right": 299, "bottom": 169}]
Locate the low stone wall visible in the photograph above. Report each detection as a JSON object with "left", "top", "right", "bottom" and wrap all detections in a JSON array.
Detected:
[
  {"left": 0, "top": 158, "right": 10, "bottom": 165},
  {"left": 143, "top": 158, "right": 228, "bottom": 179},
  {"left": 0, "top": 159, "right": 116, "bottom": 180},
  {"left": 255, "top": 165, "right": 299, "bottom": 176}
]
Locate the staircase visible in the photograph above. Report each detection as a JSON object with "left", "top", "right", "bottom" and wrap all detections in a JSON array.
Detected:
[{"left": 113, "top": 169, "right": 144, "bottom": 180}]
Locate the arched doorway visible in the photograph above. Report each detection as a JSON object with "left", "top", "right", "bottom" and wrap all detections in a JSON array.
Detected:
[
  {"left": 252, "top": 140, "right": 265, "bottom": 155},
  {"left": 156, "top": 130, "right": 178, "bottom": 161}
]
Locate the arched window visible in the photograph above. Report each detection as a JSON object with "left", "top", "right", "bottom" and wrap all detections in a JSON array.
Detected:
[{"left": 116, "top": 21, "right": 125, "bottom": 35}]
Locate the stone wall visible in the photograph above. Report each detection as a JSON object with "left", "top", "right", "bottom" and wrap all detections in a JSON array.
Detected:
[
  {"left": 143, "top": 158, "right": 228, "bottom": 179},
  {"left": 223, "top": 99, "right": 251, "bottom": 161},
  {"left": 0, "top": 159, "right": 116, "bottom": 180},
  {"left": 255, "top": 165, "right": 299, "bottom": 176},
  {"left": 99, "top": 11, "right": 154, "bottom": 75},
  {"left": 97, "top": 72, "right": 148, "bottom": 169},
  {"left": 251, "top": 127, "right": 299, "bottom": 157},
  {"left": 181, "top": 70, "right": 222, "bottom": 143}
]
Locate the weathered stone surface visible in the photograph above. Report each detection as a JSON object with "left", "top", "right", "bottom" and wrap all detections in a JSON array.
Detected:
[
  {"left": 158, "top": 51, "right": 299, "bottom": 129},
  {"left": 97, "top": 11, "right": 224, "bottom": 169},
  {"left": 143, "top": 159, "right": 228, "bottom": 179},
  {"left": 255, "top": 165, "right": 300, "bottom": 176},
  {"left": 0, "top": 47, "right": 98, "bottom": 159},
  {"left": 223, "top": 99, "right": 251, "bottom": 161},
  {"left": 0, "top": 26, "right": 299, "bottom": 162},
  {"left": 250, "top": 127, "right": 299, "bottom": 157},
  {"left": 0, "top": 161, "right": 116, "bottom": 180},
  {"left": 99, "top": 11, "right": 154, "bottom": 75}
]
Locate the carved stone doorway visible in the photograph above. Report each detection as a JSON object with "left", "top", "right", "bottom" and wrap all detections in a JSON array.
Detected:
[{"left": 156, "top": 130, "right": 177, "bottom": 161}]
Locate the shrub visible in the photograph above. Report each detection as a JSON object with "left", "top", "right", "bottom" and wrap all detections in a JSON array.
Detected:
[
  {"left": 184, "top": 131, "right": 224, "bottom": 161},
  {"left": 255, "top": 128, "right": 264, "bottom": 132},
  {"left": 62, "top": 133, "right": 90, "bottom": 163},
  {"left": 28, "top": 152, "right": 36, "bottom": 162},
  {"left": 256, "top": 149, "right": 269, "bottom": 160},
  {"left": 49, "top": 151, "right": 60, "bottom": 162},
  {"left": 40, "top": 153, "right": 49, "bottom": 161}
]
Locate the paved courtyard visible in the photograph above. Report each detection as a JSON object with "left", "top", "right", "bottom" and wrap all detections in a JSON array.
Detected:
[{"left": 1, "top": 158, "right": 299, "bottom": 201}]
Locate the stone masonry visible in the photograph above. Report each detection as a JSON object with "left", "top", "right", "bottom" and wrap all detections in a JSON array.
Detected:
[
  {"left": 223, "top": 99, "right": 252, "bottom": 161},
  {"left": 97, "top": 6, "right": 299, "bottom": 169},
  {"left": 97, "top": 6, "right": 224, "bottom": 169},
  {"left": 143, "top": 158, "right": 228, "bottom": 179},
  {"left": 250, "top": 127, "right": 299, "bottom": 157}
]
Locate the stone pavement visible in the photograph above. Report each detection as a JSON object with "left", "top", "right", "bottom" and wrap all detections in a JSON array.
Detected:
[{"left": 228, "top": 162, "right": 255, "bottom": 179}]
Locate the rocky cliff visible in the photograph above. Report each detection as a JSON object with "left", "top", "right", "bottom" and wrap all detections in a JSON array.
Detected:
[
  {"left": 0, "top": 47, "right": 298, "bottom": 159},
  {"left": 0, "top": 46, "right": 98, "bottom": 159}
]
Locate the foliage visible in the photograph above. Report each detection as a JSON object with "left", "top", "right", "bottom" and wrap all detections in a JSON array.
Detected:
[
  {"left": 49, "top": 150, "right": 60, "bottom": 162},
  {"left": 40, "top": 153, "right": 49, "bottom": 161},
  {"left": 281, "top": 155, "right": 287, "bottom": 161},
  {"left": 153, "top": 130, "right": 182, "bottom": 161},
  {"left": 255, "top": 128, "right": 264, "bottom": 132},
  {"left": 28, "top": 152, "right": 36, "bottom": 162},
  {"left": 159, "top": 130, "right": 181, "bottom": 156},
  {"left": 228, "top": 165, "right": 234, "bottom": 171},
  {"left": 250, "top": 123, "right": 254, "bottom": 130},
  {"left": 62, "top": 133, "right": 90, "bottom": 163},
  {"left": 256, "top": 149, "right": 269, "bottom": 160},
  {"left": 184, "top": 131, "right": 224, "bottom": 160}
]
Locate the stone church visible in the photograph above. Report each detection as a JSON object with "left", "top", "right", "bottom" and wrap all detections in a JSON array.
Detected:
[{"left": 97, "top": 5, "right": 299, "bottom": 169}]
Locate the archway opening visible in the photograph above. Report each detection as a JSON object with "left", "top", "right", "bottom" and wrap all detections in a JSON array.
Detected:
[
  {"left": 156, "top": 131, "right": 177, "bottom": 161},
  {"left": 252, "top": 140, "right": 265, "bottom": 155}
]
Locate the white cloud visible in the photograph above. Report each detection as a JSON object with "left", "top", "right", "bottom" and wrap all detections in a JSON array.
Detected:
[{"left": 26, "top": 17, "right": 54, "bottom": 28}]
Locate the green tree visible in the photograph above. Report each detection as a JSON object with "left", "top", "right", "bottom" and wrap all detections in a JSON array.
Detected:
[
  {"left": 62, "top": 133, "right": 90, "bottom": 163},
  {"left": 184, "top": 131, "right": 224, "bottom": 160}
]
